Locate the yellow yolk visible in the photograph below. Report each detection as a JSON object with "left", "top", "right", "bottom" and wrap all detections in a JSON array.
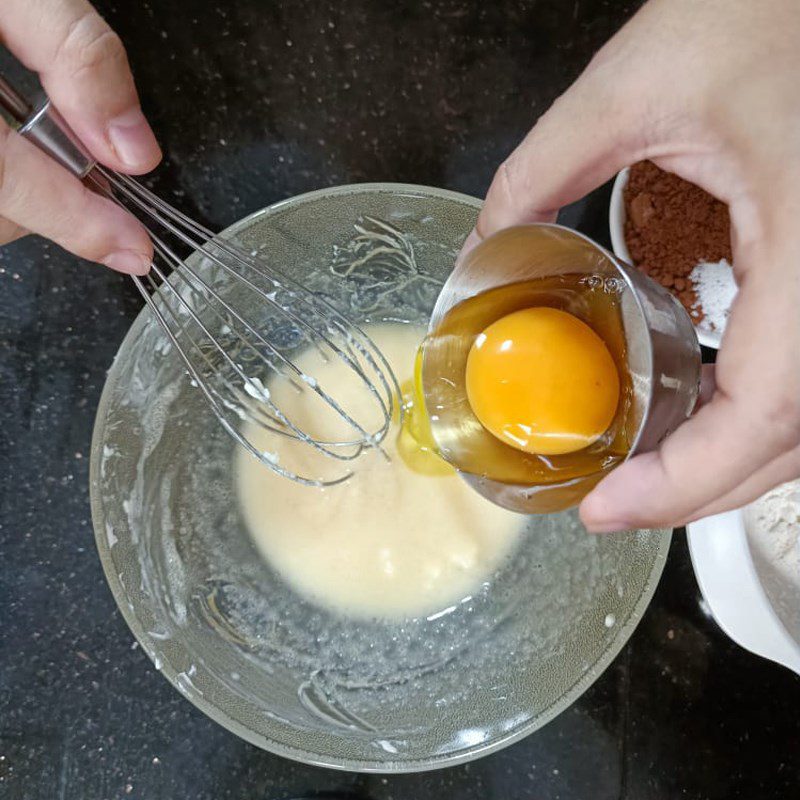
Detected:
[{"left": 465, "top": 307, "right": 620, "bottom": 456}]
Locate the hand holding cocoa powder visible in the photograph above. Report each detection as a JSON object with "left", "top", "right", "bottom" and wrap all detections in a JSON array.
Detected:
[{"left": 461, "top": 0, "right": 800, "bottom": 531}]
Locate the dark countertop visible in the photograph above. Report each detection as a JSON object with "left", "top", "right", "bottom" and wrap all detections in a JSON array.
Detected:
[{"left": 1, "top": 1, "right": 798, "bottom": 798}]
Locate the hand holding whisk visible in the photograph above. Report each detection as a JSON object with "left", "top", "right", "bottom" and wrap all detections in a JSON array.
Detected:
[{"left": 0, "top": 74, "right": 401, "bottom": 486}]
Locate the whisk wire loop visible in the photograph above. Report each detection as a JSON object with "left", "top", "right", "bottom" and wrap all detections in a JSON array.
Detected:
[
  {"left": 87, "top": 164, "right": 400, "bottom": 485},
  {"left": 0, "top": 73, "right": 403, "bottom": 486}
]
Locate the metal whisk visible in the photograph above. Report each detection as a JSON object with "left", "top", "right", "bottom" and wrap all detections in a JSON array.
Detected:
[{"left": 0, "top": 75, "right": 401, "bottom": 486}]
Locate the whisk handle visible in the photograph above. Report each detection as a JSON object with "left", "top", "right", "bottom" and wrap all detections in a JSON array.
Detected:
[{"left": 0, "top": 75, "right": 95, "bottom": 178}]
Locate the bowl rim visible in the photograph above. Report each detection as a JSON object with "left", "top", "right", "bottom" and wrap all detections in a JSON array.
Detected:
[
  {"left": 609, "top": 168, "right": 724, "bottom": 350},
  {"left": 90, "top": 181, "right": 673, "bottom": 773},
  {"left": 686, "top": 509, "right": 800, "bottom": 676}
]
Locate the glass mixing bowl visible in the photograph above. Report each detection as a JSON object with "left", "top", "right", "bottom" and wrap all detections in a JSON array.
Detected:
[{"left": 90, "top": 183, "right": 671, "bottom": 772}]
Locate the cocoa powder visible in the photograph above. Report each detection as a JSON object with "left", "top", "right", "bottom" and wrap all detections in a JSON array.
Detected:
[{"left": 623, "top": 161, "right": 732, "bottom": 323}]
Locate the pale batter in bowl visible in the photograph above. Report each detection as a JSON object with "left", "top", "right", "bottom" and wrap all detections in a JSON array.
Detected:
[{"left": 236, "top": 322, "right": 523, "bottom": 619}]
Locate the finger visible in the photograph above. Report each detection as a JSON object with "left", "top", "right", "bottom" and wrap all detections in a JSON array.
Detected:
[
  {"left": 579, "top": 398, "right": 780, "bottom": 532},
  {"left": 695, "top": 364, "right": 717, "bottom": 411},
  {"left": 0, "top": 217, "right": 27, "bottom": 246},
  {"left": 580, "top": 257, "right": 800, "bottom": 532},
  {"left": 0, "top": 0, "right": 161, "bottom": 173},
  {"left": 680, "top": 444, "right": 800, "bottom": 523},
  {"left": 455, "top": 228, "right": 483, "bottom": 267},
  {"left": 472, "top": 65, "right": 648, "bottom": 244},
  {"left": 0, "top": 122, "right": 152, "bottom": 273}
]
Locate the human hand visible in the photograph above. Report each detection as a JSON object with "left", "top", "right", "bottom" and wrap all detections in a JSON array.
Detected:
[
  {"left": 0, "top": 0, "right": 160, "bottom": 273},
  {"left": 462, "top": 0, "right": 800, "bottom": 531}
]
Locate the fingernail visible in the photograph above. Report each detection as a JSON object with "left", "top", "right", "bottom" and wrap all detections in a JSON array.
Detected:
[
  {"left": 455, "top": 228, "right": 482, "bottom": 268},
  {"left": 103, "top": 250, "right": 151, "bottom": 275},
  {"left": 462, "top": 228, "right": 482, "bottom": 251},
  {"left": 584, "top": 520, "right": 632, "bottom": 534},
  {"left": 107, "top": 108, "right": 159, "bottom": 170}
]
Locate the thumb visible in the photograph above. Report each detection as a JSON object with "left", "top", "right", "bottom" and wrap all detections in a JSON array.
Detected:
[
  {"left": 472, "top": 65, "right": 648, "bottom": 244},
  {"left": 1, "top": 0, "right": 161, "bottom": 175}
]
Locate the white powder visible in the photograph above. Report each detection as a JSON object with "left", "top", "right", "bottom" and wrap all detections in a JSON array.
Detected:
[
  {"left": 690, "top": 259, "right": 737, "bottom": 332},
  {"left": 746, "top": 480, "right": 800, "bottom": 576},
  {"left": 744, "top": 479, "right": 800, "bottom": 642}
]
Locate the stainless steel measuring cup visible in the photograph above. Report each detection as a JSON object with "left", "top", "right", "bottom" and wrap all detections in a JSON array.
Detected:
[{"left": 422, "top": 223, "right": 701, "bottom": 514}]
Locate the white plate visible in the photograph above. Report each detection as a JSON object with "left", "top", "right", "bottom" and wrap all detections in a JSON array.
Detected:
[
  {"left": 687, "top": 510, "right": 800, "bottom": 676},
  {"left": 609, "top": 168, "right": 725, "bottom": 350}
]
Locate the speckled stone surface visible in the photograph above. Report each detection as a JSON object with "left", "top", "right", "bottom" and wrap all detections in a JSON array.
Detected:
[{"left": 1, "top": 1, "right": 799, "bottom": 799}]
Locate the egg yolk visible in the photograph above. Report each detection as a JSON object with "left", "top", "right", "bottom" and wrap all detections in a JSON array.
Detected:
[{"left": 465, "top": 307, "right": 620, "bottom": 456}]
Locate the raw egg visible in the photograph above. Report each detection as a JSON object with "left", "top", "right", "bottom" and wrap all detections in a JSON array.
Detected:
[
  {"left": 396, "top": 346, "right": 454, "bottom": 476},
  {"left": 465, "top": 307, "right": 620, "bottom": 456}
]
